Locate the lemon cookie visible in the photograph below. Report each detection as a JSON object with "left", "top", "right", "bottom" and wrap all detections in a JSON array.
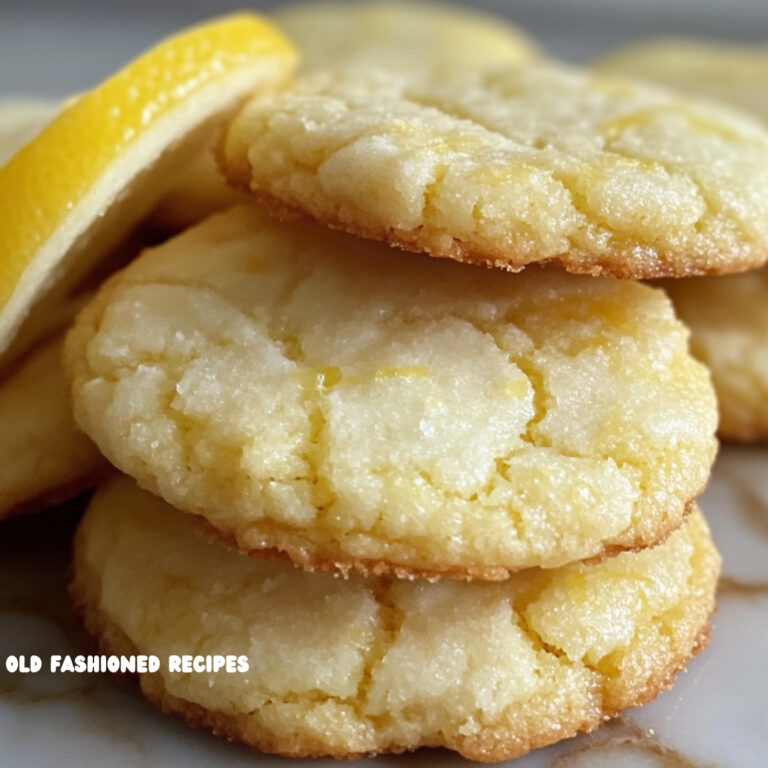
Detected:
[
  {"left": 0, "top": 333, "right": 105, "bottom": 519},
  {"left": 154, "top": 2, "right": 536, "bottom": 235},
  {"left": 71, "top": 476, "right": 720, "bottom": 762},
  {"left": 659, "top": 266, "right": 768, "bottom": 441},
  {"left": 594, "top": 39, "right": 768, "bottom": 122},
  {"left": 596, "top": 40, "right": 768, "bottom": 440},
  {"left": 64, "top": 206, "right": 716, "bottom": 578},
  {"left": 221, "top": 63, "right": 768, "bottom": 279},
  {"left": 274, "top": 1, "right": 539, "bottom": 75}
]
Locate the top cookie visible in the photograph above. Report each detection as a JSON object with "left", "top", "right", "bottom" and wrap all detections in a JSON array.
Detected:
[
  {"left": 595, "top": 39, "right": 768, "bottom": 122},
  {"left": 221, "top": 63, "right": 768, "bottom": 278},
  {"left": 274, "top": 1, "right": 539, "bottom": 75},
  {"left": 64, "top": 206, "right": 717, "bottom": 579}
]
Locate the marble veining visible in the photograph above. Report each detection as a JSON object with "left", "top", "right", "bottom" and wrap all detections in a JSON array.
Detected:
[
  {"left": 717, "top": 577, "right": 768, "bottom": 597},
  {"left": 1, "top": 446, "right": 766, "bottom": 767},
  {"left": 552, "top": 720, "right": 716, "bottom": 768}
]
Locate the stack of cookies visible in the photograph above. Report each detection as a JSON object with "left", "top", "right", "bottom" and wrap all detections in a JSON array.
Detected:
[
  {"left": 7, "top": 2, "right": 768, "bottom": 762},
  {"left": 66, "top": 196, "right": 725, "bottom": 760}
]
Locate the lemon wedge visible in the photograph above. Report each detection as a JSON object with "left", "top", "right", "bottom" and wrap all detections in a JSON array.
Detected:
[{"left": 0, "top": 13, "right": 295, "bottom": 368}]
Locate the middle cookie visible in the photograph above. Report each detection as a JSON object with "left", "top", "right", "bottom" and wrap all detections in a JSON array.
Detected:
[{"left": 64, "top": 206, "right": 717, "bottom": 579}]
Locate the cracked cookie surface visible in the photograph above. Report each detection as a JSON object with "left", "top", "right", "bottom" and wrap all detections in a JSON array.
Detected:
[
  {"left": 64, "top": 207, "right": 717, "bottom": 577},
  {"left": 274, "top": 1, "right": 539, "bottom": 76},
  {"left": 152, "top": 2, "right": 538, "bottom": 236},
  {"left": 221, "top": 64, "right": 768, "bottom": 278},
  {"left": 71, "top": 476, "right": 720, "bottom": 762}
]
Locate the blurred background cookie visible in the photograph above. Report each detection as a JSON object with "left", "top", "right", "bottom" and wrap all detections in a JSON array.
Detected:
[
  {"left": 64, "top": 206, "right": 717, "bottom": 578},
  {"left": 658, "top": 271, "right": 768, "bottom": 442},
  {"left": 595, "top": 39, "right": 768, "bottom": 121},
  {"left": 274, "top": 0, "right": 540, "bottom": 75},
  {"left": 0, "top": 333, "right": 106, "bottom": 520},
  {"left": 71, "top": 476, "right": 720, "bottom": 762}
]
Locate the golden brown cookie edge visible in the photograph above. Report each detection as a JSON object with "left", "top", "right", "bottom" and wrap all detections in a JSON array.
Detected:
[
  {"left": 239, "top": 188, "right": 767, "bottom": 280},
  {"left": 194, "top": 500, "right": 699, "bottom": 582}
]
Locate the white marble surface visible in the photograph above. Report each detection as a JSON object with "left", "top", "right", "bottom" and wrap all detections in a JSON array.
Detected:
[{"left": 1, "top": 445, "right": 766, "bottom": 767}]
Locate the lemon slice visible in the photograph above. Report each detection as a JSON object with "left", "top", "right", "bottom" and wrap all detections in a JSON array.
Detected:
[{"left": 0, "top": 13, "right": 295, "bottom": 368}]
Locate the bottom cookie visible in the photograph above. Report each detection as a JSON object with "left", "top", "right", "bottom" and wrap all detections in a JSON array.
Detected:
[{"left": 71, "top": 476, "right": 719, "bottom": 763}]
